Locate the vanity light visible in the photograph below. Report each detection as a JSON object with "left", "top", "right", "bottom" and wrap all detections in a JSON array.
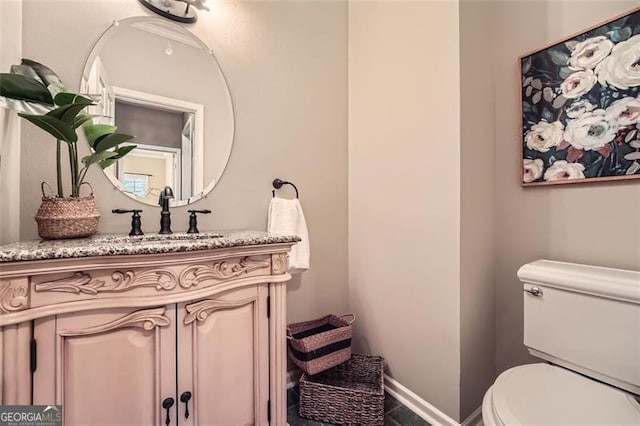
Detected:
[{"left": 138, "top": 0, "right": 209, "bottom": 24}]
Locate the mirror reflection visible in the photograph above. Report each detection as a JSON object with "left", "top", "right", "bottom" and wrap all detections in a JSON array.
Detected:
[{"left": 81, "top": 17, "right": 234, "bottom": 206}]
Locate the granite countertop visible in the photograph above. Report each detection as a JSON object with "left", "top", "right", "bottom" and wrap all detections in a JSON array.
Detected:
[{"left": 0, "top": 230, "right": 301, "bottom": 263}]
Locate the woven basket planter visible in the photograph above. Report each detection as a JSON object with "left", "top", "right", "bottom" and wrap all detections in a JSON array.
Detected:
[
  {"left": 287, "top": 314, "right": 355, "bottom": 376},
  {"left": 299, "top": 353, "right": 385, "bottom": 425},
  {"left": 35, "top": 183, "right": 100, "bottom": 240}
]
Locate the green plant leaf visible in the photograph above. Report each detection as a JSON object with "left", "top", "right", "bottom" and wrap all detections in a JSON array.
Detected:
[
  {"left": 97, "top": 144, "right": 137, "bottom": 168},
  {"left": 9, "top": 64, "right": 42, "bottom": 84},
  {"left": 47, "top": 81, "right": 66, "bottom": 100},
  {"left": 81, "top": 150, "right": 118, "bottom": 166},
  {"left": 99, "top": 157, "right": 119, "bottom": 169},
  {"left": 46, "top": 103, "right": 90, "bottom": 125},
  {"left": 112, "top": 144, "right": 136, "bottom": 159},
  {"left": 61, "top": 103, "right": 92, "bottom": 123},
  {"left": 83, "top": 124, "right": 117, "bottom": 148},
  {"left": 17, "top": 113, "right": 77, "bottom": 142},
  {"left": 21, "top": 58, "right": 63, "bottom": 88},
  {"left": 54, "top": 92, "right": 93, "bottom": 106},
  {"left": 0, "top": 73, "right": 54, "bottom": 105},
  {"left": 73, "top": 113, "right": 98, "bottom": 129},
  {"left": 94, "top": 133, "right": 135, "bottom": 153}
]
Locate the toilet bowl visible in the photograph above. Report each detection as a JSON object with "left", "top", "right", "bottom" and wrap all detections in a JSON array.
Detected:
[
  {"left": 482, "top": 260, "right": 640, "bottom": 425},
  {"left": 482, "top": 363, "right": 640, "bottom": 425}
]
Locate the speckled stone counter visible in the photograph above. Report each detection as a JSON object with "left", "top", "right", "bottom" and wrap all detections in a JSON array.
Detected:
[{"left": 0, "top": 230, "right": 300, "bottom": 263}]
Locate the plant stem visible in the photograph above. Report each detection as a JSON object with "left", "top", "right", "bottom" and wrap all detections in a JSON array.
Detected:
[
  {"left": 56, "top": 140, "right": 63, "bottom": 197},
  {"left": 73, "top": 143, "right": 79, "bottom": 197},
  {"left": 68, "top": 142, "right": 78, "bottom": 197},
  {"left": 68, "top": 144, "right": 73, "bottom": 197},
  {"left": 78, "top": 166, "right": 89, "bottom": 191}
]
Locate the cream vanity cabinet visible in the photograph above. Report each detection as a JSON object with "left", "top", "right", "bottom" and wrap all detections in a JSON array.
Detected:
[
  {"left": 0, "top": 233, "right": 297, "bottom": 426},
  {"left": 33, "top": 285, "right": 269, "bottom": 426}
]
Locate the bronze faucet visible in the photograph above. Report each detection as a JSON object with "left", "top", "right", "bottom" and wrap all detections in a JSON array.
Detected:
[{"left": 158, "top": 186, "right": 174, "bottom": 234}]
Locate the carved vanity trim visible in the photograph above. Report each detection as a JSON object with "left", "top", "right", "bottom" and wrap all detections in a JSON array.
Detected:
[
  {"left": 0, "top": 279, "right": 29, "bottom": 314},
  {"left": 35, "top": 269, "right": 178, "bottom": 294},
  {"left": 179, "top": 256, "right": 271, "bottom": 288},
  {"left": 0, "top": 248, "right": 290, "bottom": 326},
  {"left": 0, "top": 235, "right": 295, "bottom": 425},
  {"left": 184, "top": 297, "right": 257, "bottom": 324},
  {"left": 58, "top": 306, "right": 172, "bottom": 336}
]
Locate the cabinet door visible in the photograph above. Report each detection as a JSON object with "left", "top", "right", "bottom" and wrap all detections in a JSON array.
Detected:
[
  {"left": 178, "top": 284, "right": 269, "bottom": 426},
  {"left": 33, "top": 305, "right": 176, "bottom": 426}
]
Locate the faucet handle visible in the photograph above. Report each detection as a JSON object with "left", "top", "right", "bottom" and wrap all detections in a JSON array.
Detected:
[
  {"left": 112, "top": 209, "right": 144, "bottom": 236},
  {"left": 187, "top": 209, "right": 212, "bottom": 234}
]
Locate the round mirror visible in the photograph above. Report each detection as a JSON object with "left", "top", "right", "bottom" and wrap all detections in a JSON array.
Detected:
[{"left": 81, "top": 17, "right": 234, "bottom": 206}]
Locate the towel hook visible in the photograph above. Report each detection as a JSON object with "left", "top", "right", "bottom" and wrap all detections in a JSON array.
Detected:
[{"left": 272, "top": 178, "right": 299, "bottom": 198}]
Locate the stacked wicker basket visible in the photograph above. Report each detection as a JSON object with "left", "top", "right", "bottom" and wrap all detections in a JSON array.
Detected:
[{"left": 287, "top": 314, "right": 385, "bottom": 425}]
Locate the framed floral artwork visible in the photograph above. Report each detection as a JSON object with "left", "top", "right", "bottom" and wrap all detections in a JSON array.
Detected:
[{"left": 521, "top": 7, "right": 640, "bottom": 186}]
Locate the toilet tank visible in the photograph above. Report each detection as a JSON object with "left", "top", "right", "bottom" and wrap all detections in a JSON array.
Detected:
[{"left": 518, "top": 260, "right": 640, "bottom": 395}]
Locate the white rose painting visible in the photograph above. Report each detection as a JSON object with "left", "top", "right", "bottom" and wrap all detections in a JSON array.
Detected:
[{"left": 521, "top": 8, "right": 640, "bottom": 185}]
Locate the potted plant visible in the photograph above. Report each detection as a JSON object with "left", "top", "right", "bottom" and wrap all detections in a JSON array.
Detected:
[{"left": 0, "top": 59, "right": 136, "bottom": 239}]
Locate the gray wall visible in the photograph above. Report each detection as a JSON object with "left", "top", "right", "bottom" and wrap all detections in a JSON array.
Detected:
[
  {"left": 115, "top": 101, "right": 183, "bottom": 149},
  {"left": 17, "top": 0, "right": 349, "bottom": 325},
  {"left": 348, "top": 1, "right": 462, "bottom": 421},
  {"left": 460, "top": 0, "right": 496, "bottom": 419},
  {"left": 493, "top": 0, "right": 640, "bottom": 374}
]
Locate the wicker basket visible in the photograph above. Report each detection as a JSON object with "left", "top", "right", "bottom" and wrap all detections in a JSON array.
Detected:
[
  {"left": 35, "top": 182, "right": 100, "bottom": 240},
  {"left": 287, "top": 314, "right": 355, "bottom": 375},
  {"left": 299, "top": 353, "right": 385, "bottom": 425}
]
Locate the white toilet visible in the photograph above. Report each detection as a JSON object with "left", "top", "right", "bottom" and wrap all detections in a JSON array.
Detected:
[{"left": 482, "top": 259, "right": 640, "bottom": 425}]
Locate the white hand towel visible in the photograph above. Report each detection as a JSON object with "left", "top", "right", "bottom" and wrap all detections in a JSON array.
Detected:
[{"left": 268, "top": 197, "right": 310, "bottom": 273}]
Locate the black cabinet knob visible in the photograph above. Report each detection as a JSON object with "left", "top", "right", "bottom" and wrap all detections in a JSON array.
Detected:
[
  {"left": 180, "top": 391, "right": 192, "bottom": 419},
  {"left": 162, "top": 397, "right": 175, "bottom": 425}
]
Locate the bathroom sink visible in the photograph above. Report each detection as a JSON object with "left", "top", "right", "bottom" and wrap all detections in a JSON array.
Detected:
[{"left": 93, "top": 232, "right": 224, "bottom": 244}]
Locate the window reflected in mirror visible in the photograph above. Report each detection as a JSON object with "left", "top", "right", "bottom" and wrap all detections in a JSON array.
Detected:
[{"left": 108, "top": 97, "right": 202, "bottom": 204}]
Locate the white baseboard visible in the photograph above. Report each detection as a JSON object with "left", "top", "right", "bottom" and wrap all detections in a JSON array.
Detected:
[
  {"left": 461, "top": 406, "right": 483, "bottom": 426},
  {"left": 286, "top": 370, "right": 483, "bottom": 426},
  {"left": 384, "top": 374, "right": 458, "bottom": 426},
  {"left": 384, "top": 375, "right": 483, "bottom": 426}
]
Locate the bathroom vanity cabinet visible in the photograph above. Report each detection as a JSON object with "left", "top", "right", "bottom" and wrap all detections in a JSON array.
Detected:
[{"left": 0, "top": 232, "right": 298, "bottom": 426}]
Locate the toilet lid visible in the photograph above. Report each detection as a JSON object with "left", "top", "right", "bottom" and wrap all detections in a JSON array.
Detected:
[{"left": 492, "top": 363, "right": 640, "bottom": 425}]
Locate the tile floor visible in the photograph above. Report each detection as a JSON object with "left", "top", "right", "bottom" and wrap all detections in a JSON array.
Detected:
[{"left": 287, "top": 386, "right": 431, "bottom": 426}]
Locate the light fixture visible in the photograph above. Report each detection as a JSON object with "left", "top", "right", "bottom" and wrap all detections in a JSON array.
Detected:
[{"left": 138, "top": 0, "right": 209, "bottom": 24}]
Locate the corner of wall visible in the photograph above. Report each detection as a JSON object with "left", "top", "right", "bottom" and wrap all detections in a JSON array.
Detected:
[{"left": 458, "top": 0, "right": 497, "bottom": 419}]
